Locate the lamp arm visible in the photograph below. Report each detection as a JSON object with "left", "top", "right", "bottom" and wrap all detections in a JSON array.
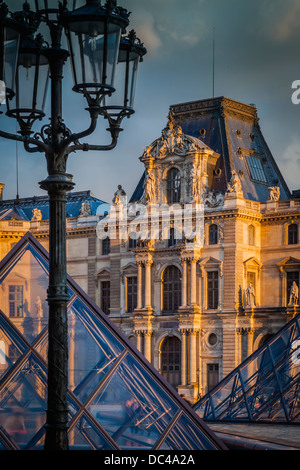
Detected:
[
  {"left": 65, "top": 134, "right": 119, "bottom": 156},
  {"left": 0, "top": 128, "right": 50, "bottom": 153},
  {"left": 59, "top": 106, "right": 100, "bottom": 150}
]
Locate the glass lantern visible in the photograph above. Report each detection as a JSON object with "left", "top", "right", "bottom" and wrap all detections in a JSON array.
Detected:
[
  {"left": 6, "top": 33, "right": 49, "bottom": 128},
  {"left": 102, "top": 30, "right": 146, "bottom": 118},
  {"left": 62, "top": 0, "right": 129, "bottom": 106}
]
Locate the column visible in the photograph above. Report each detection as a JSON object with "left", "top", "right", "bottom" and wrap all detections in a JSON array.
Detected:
[
  {"left": 181, "top": 330, "right": 187, "bottom": 385},
  {"left": 144, "top": 331, "right": 152, "bottom": 362},
  {"left": 189, "top": 330, "right": 197, "bottom": 384},
  {"left": 181, "top": 259, "right": 187, "bottom": 307},
  {"left": 190, "top": 258, "right": 197, "bottom": 306},
  {"left": 137, "top": 262, "right": 143, "bottom": 309},
  {"left": 136, "top": 331, "right": 142, "bottom": 352},
  {"left": 145, "top": 260, "right": 153, "bottom": 309}
]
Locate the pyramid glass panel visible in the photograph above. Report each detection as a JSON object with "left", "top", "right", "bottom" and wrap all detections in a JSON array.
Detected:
[
  {"left": 194, "top": 314, "right": 300, "bottom": 423},
  {"left": 0, "top": 233, "right": 225, "bottom": 450}
]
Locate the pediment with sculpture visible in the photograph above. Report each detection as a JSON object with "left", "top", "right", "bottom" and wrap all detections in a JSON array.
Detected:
[{"left": 140, "top": 110, "right": 211, "bottom": 162}]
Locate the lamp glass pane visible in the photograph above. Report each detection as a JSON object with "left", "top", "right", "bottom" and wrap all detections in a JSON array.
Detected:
[
  {"left": 103, "top": 53, "right": 140, "bottom": 109},
  {"left": 68, "top": 23, "right": 120, "bottom": 91},
  {"left": 11, "top": 53, "right": 49, "bottom": 113},
  {"left": 2, "top": 26, "right": 20, "bottom": 93}
]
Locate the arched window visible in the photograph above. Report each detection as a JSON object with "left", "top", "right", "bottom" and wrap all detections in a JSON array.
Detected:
[
  {"left": 161, "top": 336, "right": 181, "bottom": 388},
  {"left": 167, "top": 168, "right": 181, "bottom": 203},
  {"left": 209, "top": 224, "right": 218, "bottom": 245},
  {"left": 248, "top": 225, "right": 255, "bottom": 246},
  {"left": 288, "top": 224, "right": 298, "bottom": 245},
  {"left": 163, "top": 266, "right": 181, "bottom": 312}
]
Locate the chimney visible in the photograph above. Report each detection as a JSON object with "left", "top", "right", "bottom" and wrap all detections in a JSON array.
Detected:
[{"left": 0, "top": 183, "right": 4, "bottom": 200}]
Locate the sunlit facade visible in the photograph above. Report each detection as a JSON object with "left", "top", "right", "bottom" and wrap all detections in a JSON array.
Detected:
[
  {"left": 194, "top": 313, "right": 300, "bottom": 423},
  {"left": 0, "top": 233, "right": 226, "bottom": 450},
  {"left": 1, "top": 97, "right": 300, "bottom": 404}
]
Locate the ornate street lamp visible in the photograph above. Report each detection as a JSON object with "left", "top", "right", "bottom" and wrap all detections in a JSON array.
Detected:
[{"left": 0, "top": 0, "right": 146, "bottom": 450}]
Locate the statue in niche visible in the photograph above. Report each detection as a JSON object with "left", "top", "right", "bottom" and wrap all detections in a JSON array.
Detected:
[
  {"left": 79, "top": 202, "right": 91, "bottom": 216},
  {"left": 246, "top": 283, "right": 256, "bottom": 307},
  {"left": 31, "top": 208, "right": 42, "bottom": 221},
  {"left": 268, "top": 186, "right": 280, "bottom": 202},
  {"left": 288, "top": 281, "right": 299, "bottom": 306},
  {"left": 144, "top": 169, "right": 155, "bottom": 204},
  {"left": 190, "top": 165, "right": 202, "bottom": 202}
]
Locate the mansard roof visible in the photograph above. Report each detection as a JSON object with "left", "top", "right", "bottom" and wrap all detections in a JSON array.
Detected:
[
  {"left": 171, "top": 96, "right": 291, "bottom": 202},
  {"left": 0, "top": 190, "right": 108, "bottom": 221},
  {"left": 130, "top": 97, "right": 291, "bottom": 203}
]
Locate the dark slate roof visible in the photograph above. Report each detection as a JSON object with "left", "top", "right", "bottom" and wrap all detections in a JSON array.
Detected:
[
  {"left": 130, "top": 97, "right": 291, "bottom": 204},
  {"left": 0, "top": 190, "right": 108, "bottom": 221},
  {"left": 171, "top": 96, "right": 291, "bottom": 202}
]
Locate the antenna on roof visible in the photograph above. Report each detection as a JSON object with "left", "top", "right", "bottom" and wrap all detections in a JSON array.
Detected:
[
  {"left": 212, "top": 26, "right": 215, "bottom": 98},
  {"left": 15, "top": 125, "right": 19, "bottom": 203}
]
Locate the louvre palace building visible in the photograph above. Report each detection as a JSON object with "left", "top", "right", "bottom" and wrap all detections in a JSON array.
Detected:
[{"left": 1, "top": 96, "right": 300, "bottom": 405}]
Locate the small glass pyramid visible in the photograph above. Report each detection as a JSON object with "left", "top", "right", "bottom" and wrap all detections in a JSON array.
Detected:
[
  {"left": 0, "top": 233, "right": 225, "bottom": 450},
  {"left": 194, "top": 313, "right": 300, "bottom": 423}
]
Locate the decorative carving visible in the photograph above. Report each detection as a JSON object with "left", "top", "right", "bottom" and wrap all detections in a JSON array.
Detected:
[
  {"left": 268, "top": 186, "right": 280, "bottom": 202},
  {"left": 227, "top": 170, "right": 242, "bottom": 194},
  {"left": 31, "top": 208, "right": 42, "bottom": 221},
  {"left": 143, "top": 169, "right": 156, "bottom": 204},
  {"left": 79, "top": 202, "right": 91, "bottom": 216},
  {"left": 202, "top": 187, "right": 224, "bottom": 208},
  {"left": 112, "top": 184, "right": 126, "bottom": 206},
  {"left": 246, "top": 283, "right": 256, "bottom": 307},
  {"left": 288, "top": 281, "right": 299, "bottom": 307},
  {"left": 35, "top": 296, "right": 43, "bottom": 318}
]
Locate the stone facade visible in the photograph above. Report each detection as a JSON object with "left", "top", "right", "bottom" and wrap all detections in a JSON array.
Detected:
[{"left": 1, "top": 97, "right": 300, "bottom": 404}]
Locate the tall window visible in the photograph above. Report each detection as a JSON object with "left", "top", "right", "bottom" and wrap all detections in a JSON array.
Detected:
[
  {"left": 9, "top": 285, "right": 23, "bottom": 318},
  {"left": 209, "top": 224, "right": 218, "bottom": 245},
  {"left": 288, "top": 224, "right": 298, "bottom": 245},
  {"left": 161, "top": 336, "right": 181, "bottom": 388},
  {"left": 163, "top": 266, "right": 181, "bottom": 312},
  {"left": 102, "top": 237, "right": 110, "bottom": 255},
  {"left": 207, "top": 271, "right": 219, "bottom": 309},
  {"left": 101, "top": 281, "right": 110, "bottom": 314},
  {"left": 128, "top": 237, "right": 137, "bottom": 250},
  {"left": 168, "top": 227, "right": 179, "bottom": 247},
  {"left": 248, "top": 225, "right": 255, "bottom": 246},
  {"left": 207, "top": 364, "right": 219, "bottom": 391},
  {"left": 167, "top": 168, "right": 181, "bottom": 204},
  {"left": 127, "top": 277, "right": 137, "bottom": 312}
]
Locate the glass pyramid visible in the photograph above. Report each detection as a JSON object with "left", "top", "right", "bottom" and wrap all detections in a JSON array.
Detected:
[
  {"left": 0, "top": 233, "right": 225, "bottom": 450},
  {"left": 194, "top": 314, "right": 300, "bottom": 423}
]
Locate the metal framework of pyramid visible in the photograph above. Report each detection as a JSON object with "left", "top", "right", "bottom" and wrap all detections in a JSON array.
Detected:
[
  {"left": 194, "top": 314, "right": 300, "bottom": 423},
  {"left": 0, "top": 232, "right": 225, "bottom": 450}
]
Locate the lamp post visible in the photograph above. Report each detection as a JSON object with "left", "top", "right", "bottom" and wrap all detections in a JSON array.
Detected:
[{"left": 0, "top": 0, "right": 146, "bottom": 450}]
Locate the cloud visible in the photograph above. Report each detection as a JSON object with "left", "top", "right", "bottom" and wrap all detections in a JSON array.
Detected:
[
  {"left": 280, "top": 135, "right": 300, "bottom": 189},
  {"left": 260, "top": 0, "right": 300, "bottom": 42},
  {"left": 124, "top": 0, "right": 207, "bottom": 56}
]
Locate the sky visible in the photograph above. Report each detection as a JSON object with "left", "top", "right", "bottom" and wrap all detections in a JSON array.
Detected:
[{"left": 1, "top": 0, "right": 300, "bottom": 202}]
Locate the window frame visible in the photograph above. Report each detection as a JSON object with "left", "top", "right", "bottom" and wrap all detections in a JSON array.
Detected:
[
  {"left": 162, "top": 265, "right": 182, "bottom": 313},
  {"left": 166, "top": 168, "right": 181, "bottom": 204}
]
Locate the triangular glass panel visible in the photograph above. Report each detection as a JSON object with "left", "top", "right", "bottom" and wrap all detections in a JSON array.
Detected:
[
  {"left": 194, "top": 313, "right": 300, "bottom": 424},
  {"left": 0, "top": 233, "right": 225, "bottom": 450},
  {"left": 0, "top": 352, "right": 47, "bottom": 449}
]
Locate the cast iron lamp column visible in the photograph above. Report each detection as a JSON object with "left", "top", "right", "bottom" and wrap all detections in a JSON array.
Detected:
[{"left": 0, "top": 0, "right": 146, "bottom": 450}]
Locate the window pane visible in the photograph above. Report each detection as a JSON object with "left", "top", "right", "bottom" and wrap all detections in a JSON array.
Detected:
[
  {"left": 246, "top": 156, "right": 267, "bottom": 183},
  {"left": 167, "top": 169, "right": 181, "bottom": 203}
]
